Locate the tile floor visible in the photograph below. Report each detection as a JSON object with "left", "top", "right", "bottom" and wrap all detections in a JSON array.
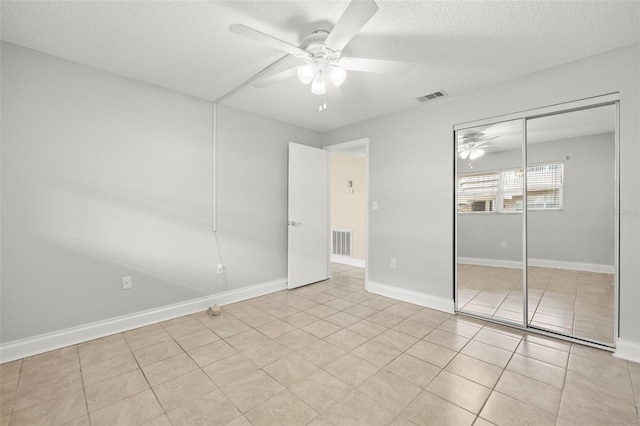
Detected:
[
  {"left": 458, "top": 264, "right": 615, "bottom": 345},
  {"left": 1, "top": 264, "right": 638, "bottom": 425}
]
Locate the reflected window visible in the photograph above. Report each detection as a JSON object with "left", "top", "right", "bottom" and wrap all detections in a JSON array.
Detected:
[
  {"left": 458, "top": 161, "right": 563, "bottom": 213},
  {"left": 526, "top": 162, "right": 564, "bottom": 210},
  {"left": 457, "top": 172, "right": 499, "bottom": 212}
]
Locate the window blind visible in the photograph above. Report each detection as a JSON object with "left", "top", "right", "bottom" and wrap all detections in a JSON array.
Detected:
[
  {"left": 526, "top": 163, "right": 564, "bottom": 210},
  {"left": 458, "top": 161, "right": 563, "bottom": 213},
  {"left": 457, "top": 172, "right": 499, "bottom": 212}
]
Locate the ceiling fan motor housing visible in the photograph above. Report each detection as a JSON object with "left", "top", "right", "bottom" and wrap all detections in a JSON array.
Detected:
[
  {"left": 297, "top": 30, "right": 346, "bottom": 93},
  {"left": 301, "top": 30, "right": 340, "bottom": 63}
]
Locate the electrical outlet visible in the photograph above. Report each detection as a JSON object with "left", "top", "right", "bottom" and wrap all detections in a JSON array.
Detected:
[
  {"left": 217, "top": 264, "right": 224, "bottom": 274},
  {"left": 501, "top": 241, "right": 507, "bottom": 248},
  {"left": 390, "top": 258, "right": 396, "bottom": 268},
  {"left": 122, "top": 276, "right": 132, "bottom": 290}
]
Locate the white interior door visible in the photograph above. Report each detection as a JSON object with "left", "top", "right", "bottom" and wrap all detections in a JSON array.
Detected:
[{"left": 288, "top": 142, "right": 329, "bottom": 289}]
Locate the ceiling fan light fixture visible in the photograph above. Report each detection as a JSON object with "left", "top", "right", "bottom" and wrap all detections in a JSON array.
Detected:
[
  {"left": 297, "top": 65, "right": 314, "bottom": 84},
  {"left": 230, "top": 0, "right": 412, "bottom": 100},
  {"left": 469, "top": 148, "right": 485, "bottom": 160},
  {"left": 459, "top": 150, "right": 470, "bottom": 160},
  {"left": 311, "top": 72, "right": 326, "bottom": 95},
  {"left": 328, "top": 66, "right": 347, "bottom": 86}
]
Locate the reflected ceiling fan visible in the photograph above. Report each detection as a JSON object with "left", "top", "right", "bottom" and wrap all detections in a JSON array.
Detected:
[
  {"left": 458, "top": 131, "right": 500, "bottom": 161},
  {"left": 229, "top": 0, "right": 411, "bottom": 96}
]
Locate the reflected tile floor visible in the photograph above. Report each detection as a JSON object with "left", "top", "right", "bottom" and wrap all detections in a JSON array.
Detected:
[
  {"left": 458, "top": 264, "right": 615, "bottom": 345},
  {"left": 1, "top": 264, "right": 638, "bottom": 425}
]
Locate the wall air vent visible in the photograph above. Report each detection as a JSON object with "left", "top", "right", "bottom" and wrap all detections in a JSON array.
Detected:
[
  {"left": 416, "top": 90, "right": 447, "bottom": 102},
  {"left": 332, "top": 230, "right": 352, "bottom": 257}
]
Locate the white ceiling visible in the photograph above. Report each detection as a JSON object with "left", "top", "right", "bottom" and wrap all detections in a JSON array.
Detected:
[{"left": 2, "top": 1, "right": 639, "bottom": 132}]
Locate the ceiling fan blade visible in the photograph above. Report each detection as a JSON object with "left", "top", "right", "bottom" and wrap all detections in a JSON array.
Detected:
[
  {"left": 253, "top": 67, "right": 299, "bottom": 88},
  {"left": 229, "top": 24, "right": 310, "bottom": 59},
  {"left": 458, "top": 144, "right": 476, "bottom": 153},
  {"left": 324, "top": 0, "right": 379, "bottom": 52},
  {"left": 474, "top": 136, "right": 499, "bottom": 142},
  {"left": 339, "top": 57, "right": 411, "bottom": 74}
]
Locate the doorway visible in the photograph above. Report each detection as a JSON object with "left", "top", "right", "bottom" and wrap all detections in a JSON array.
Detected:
[
  {"left": 325, "top": 139, "right": 369, "bottom": 283},
  {"left": 287, "top": 139, "right": 369, "bottom": 290}
]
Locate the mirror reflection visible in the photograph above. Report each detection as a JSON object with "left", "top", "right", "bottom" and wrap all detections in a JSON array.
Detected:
[
  {"left": 456, "top": 120, "right": 524, "bottom": 325},
  {"left": 526, "top": 105, "right": 616, "bottom": 345}
]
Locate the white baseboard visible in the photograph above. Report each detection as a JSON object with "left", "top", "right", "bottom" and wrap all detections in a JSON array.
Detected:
[
  {"left": 367, "top": 281, "right": 454, "bottom": 314},
  {"left": 457, "top": 257, "right": 521, "bottom": 269},
  {"left": 330, "top": 255, "right": 365, "bottom": 268},
  {"left": 0, "top": 278, "right": 287, "bottom": 363},
  {"left": 528, "top": 258, "right": 615, "bottom": 274},
  {"left": 458, "top": 256, "right": 614, "bottom": 274},
  {"left": 613, "top": 338, "right": 640, "bottom": 363}
]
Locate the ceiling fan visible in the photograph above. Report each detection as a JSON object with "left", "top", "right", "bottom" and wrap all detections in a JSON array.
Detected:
[
  {"left": 229, "top": 0, "right": 411, "bottom": 96},
  {"left": 457, "top": 131, "right": 500, "bottom": 161}
]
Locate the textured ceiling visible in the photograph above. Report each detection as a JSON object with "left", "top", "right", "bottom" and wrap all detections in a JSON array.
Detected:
[{"left": 2, "top": 1, "right": 639, "bottom": 132}]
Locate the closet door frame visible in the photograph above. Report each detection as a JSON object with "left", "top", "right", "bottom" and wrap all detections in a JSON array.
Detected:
[{"left": 454, "top": 93, "right": 620, "bottom": 349}]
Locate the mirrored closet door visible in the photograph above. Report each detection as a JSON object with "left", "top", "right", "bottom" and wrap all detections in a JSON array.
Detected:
[
  {"left": 455, "top": 97, "right": 618, "bottom": 347},
  {"left": 526, "top": 105, "right": 616, "bottom": 346},
  {"left": 456, "top": 120, "right": 525, "bottom": 327}
]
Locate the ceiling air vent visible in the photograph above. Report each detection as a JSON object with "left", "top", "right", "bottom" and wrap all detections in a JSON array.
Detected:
[{"left": 417, "top": 90, "right": 447, "bottom": 102}]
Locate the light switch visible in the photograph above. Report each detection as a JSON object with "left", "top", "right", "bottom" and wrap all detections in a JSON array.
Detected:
[{"left": 372, "top": 201, "right": 378, "bottom": 210}]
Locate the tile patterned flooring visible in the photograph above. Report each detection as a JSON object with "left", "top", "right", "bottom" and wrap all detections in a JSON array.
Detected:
[
  {"left": 1, "top": 264, "right": 638, "bottom": 425},
  {"left": 458, "top": 264, "right": 615, "bottom": 345}
]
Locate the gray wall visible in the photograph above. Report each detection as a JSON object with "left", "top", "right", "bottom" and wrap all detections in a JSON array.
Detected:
[
  {"left": 457, "top": 142, "right": 524, "bottom": 263},
  {"left": 321, "top": 43, "right": 640, "bottom": 344},
  {"left": 458, "top": 133, "right": 615, "bottom": 266},
  {"left": 0, "top": 43, "right": 320, "bottom": 342}
]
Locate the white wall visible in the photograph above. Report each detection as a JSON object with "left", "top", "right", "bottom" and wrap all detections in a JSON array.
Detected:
[
  {"left": 321, "top": 43, "right": 640, "bottom": 345},
  {"left": 0, "top": 42, "right": 321, "bottom": 343}
]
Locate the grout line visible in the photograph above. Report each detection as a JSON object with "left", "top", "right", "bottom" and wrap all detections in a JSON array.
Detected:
[
  {"left": 124, "top": 326, "right": 179, "bottom": 422},
  {"left": 75, "top": 344, "right": 93, "bottom": 426},
  {"left": 4, "top": 356, "right": 25, "bottom": 423},
  {"left": 9, "top": 345, "right": 88, "bottom": 423},
  {"left": 471, "top": 333, "right": 521, "bottom": 423},
  {"left": 627, "top": 362, "right": 640, "bottom": 418}
]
